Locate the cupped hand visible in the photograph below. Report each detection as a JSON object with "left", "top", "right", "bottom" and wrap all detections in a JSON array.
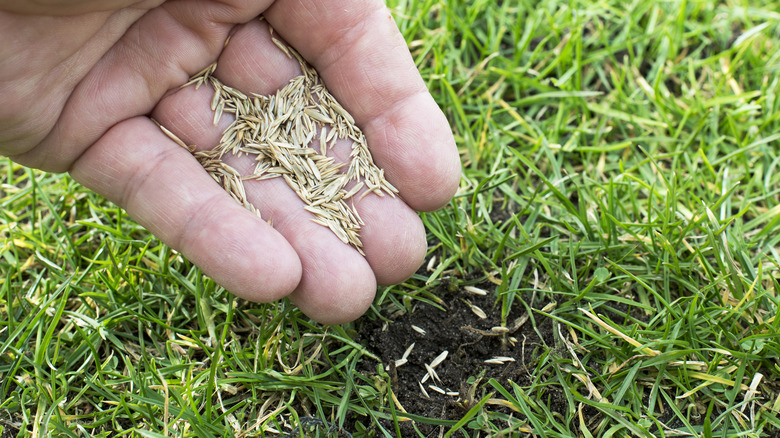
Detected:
[{"left": 0, "top": 0, "right": 461, "bottom": 324}]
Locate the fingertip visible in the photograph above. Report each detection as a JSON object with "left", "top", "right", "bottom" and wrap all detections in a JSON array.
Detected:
[
  {"left": 180, "top": 202, "right": 303, "bottom": 303},
  {"left": 405, "top": 133, "right": 461, "bottom": 213},
  {"left": 292, "top": 276, "right": 376, "bottom": 325},
  {"left": 288, "top": 246, "right": 378, "bottom": 325},
  {"left": 70, "top": 116, "right": 304, "bottom": 304},
  {"left": 370, "top": 97, "right": 462, "bottom": 212},
  {"left": 213, "top": 19, "right": 301, "bottom": 94},
  {"left": 357, "top": 195, "right": 428, "bottom": 285},
  {"left": 254, "top": 231, "right": 303, "bottom": 301},
  {"left": 222, "top": 221, "right": 303, "bottom": 303},
  {"left": 373, "top": 222, "right": 427, "bottom": 286}
]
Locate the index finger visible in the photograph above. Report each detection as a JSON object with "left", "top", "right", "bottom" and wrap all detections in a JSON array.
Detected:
[{"left": 263, "top": 0, "right": 461, "bottom": 212}]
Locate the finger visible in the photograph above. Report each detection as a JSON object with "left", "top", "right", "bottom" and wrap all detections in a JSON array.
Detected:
[
  {"left": 211, "top": 19, "right": 427, "bottom": 283},
  {"left": 69, "top": 116, "right": 302, "bottom": 302},
  {"left": 152, "top": 77, "right": 378, "bottom": 324},
  {"left": 154, "top": 77, "right": 426, "bottom": 287},
  {"left": 152, "top": 20, "right": 427, "bottom": 322},
  {"left": 263, "top": 0, "right": 461, "bottom": 212},
  {"left": 0, "top": 0, "right": 160, "bottom": 16},
  {"left": 213, "top": 20, "right": 427, "bottom": 300},
  {"left": 225, "top": 156, "right": 379, "bottom": 325}
]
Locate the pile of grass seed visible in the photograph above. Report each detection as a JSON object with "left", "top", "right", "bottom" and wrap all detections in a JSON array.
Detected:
[{"left": 158, "top": 26, "right": 396, "bottom": 254}]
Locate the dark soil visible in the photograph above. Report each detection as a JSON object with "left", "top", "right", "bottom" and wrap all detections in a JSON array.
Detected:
[
  {"left": 356, "top": 285, "right": 559, "bottom": 435},
  {"left": 0, "top": 412, "right": 19, "bottom": 438}
]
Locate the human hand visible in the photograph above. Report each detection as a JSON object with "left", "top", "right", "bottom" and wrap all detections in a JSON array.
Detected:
[{"left": 0, "top": 0, "right": 461, "bottom": 324}]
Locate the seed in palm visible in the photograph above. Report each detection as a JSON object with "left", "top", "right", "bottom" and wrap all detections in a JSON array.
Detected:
[{"left": 158, "top": 27, "right": 397, "bottom": 254}]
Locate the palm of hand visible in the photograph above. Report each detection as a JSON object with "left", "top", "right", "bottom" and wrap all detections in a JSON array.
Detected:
[{"left": 0, "top": 0, "right": 460, "bottom": 324}]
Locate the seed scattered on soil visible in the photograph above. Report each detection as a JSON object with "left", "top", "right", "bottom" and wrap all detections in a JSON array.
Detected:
[
  {"left": 429, "top": 350, "right": 449, "bottom": 368},
  {"left": 411, "top": 325, "right": 426, "bottom": 335},
  {"left": 484, "top": 356, "right": 516, "bottom": 365},
  {"left": 391, "top": 341, "right": 416, "bottom": 369},
  {"left": 421, "top": 363, "right": 439, "bottom": 384},
  {"left": 426, "top": 256, "right": 437, "bottom": 272},
  {"left": 464, "top": 285, "right": 488, "bottom": 296},
  {"left": 418, "top": 382, "right": 430, "bottom": 399},
  {"left": 420, "top": 350, "right": 449, "bottom": 385},
  {"left": 428, "top": 385, "right": 446, "bottom": 395},
  {"left": 466, "top": 301, "right": 487, "bottom": 319},
  {"left": 159, "top": 24, "right": 397, "bottom": 254},
  {"left": 402, "top": 342, "right": 416, "bottom": 360}
]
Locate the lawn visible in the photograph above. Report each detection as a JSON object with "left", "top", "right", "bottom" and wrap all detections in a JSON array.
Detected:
[{"left": 3, "top": 0, "right": 780, "bottom": 436}]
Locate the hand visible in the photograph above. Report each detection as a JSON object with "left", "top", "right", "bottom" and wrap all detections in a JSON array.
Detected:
[{"left": 0, "top": 0, "right": 461, "bottom": 324}]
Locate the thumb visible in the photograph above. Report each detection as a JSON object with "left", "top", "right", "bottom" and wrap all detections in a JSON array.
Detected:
[{"left": 0, "top": 0, "right": 161, "bottom": 15}]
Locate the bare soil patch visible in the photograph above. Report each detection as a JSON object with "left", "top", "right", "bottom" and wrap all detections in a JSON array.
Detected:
[{"left": 356, "top": 284, "right": 558, "bottom": 435}]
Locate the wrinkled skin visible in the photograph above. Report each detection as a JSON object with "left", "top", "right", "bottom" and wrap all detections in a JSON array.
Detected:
[{"left": 0, "top": 0, "right": 460, "bottom": 324}]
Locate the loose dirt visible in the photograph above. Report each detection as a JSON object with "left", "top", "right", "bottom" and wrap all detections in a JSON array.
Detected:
[{"left": 356, "top": 283, "right": 559, "bottom": 435}]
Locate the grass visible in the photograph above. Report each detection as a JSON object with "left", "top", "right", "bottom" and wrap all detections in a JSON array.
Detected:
[{"left": 2, "top": 0, "right": 780, "bottom": 436}]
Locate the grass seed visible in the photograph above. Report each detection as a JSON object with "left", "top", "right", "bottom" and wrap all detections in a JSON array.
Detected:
[{"left": 159, "top": 22, "right": 397, "bottom": 253}]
